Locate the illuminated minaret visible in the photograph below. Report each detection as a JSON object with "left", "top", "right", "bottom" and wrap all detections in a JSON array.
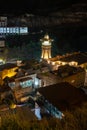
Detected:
[{"left": 40, "top": 34, "right": 53, "bottom": 60}]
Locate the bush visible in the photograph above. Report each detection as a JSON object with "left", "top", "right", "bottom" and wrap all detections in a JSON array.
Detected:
[{"left": 0, "top": 103, "right": 87, "bottom": 130}]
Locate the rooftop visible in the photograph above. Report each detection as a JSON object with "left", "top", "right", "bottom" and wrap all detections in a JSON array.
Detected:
[
  {"left": 38, "top": 82, "right": 87, "bottom": 111},
  {"left": 59, "top": 52, "right": 87, "bottom": 65},
  {"left": 16, "top": 77, "right": 32, "bottom": 82},
  {"left": 9, "top": 76, "right": 32, "bottom": 83},
  {"left": 55, "top": 64, "right": 84, "bottom": 78},
  {"left": 0, "top": 63, "right": 17, "bottom": 71}
]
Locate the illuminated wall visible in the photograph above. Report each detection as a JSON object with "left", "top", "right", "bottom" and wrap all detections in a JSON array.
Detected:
[
  {"left": 41, "top": 34, "right": 53, "bottom": 60},
  {"left": 20, "top": 80, "right": 32, "bottom": 88},
  {"left": 1, "top": 67, "right": 18, "bottom": 80},
  {"left": 0, "top": 27, "right": 28, "bottom": 35},
  {"left": 9, "top": 74, "right": 42, "bottom": 89},
  {"left": 41, "top": 46, "right": 51, "bottom": 59}
]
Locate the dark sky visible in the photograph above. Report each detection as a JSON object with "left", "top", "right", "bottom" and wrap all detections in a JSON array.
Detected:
[
  {"left": 0, "top": 0, "right": 85, "bottom": 15},
  {"left": 0, "top": 0, "right": 86, "bottom": 52}
]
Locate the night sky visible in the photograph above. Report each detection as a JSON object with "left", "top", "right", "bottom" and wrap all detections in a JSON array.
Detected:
[
  {"left": 0, "top": 0, "right": 85, "bottom": 15},
  {"left": 0, "top": 0, "right": 87, "bottom": 53}
]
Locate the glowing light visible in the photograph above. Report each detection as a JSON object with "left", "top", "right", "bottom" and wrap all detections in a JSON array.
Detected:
[
  {"left": 69, "top": 61, "right": 78, "bottom": 66},
  {"left": 0, "top": 59, "right": 5, "bottom": 65},
  {"left": 71, "top": 80, "right": 75, "bottom": 83},
  {"left": 44, "top": 34, "right": 49, "bottom": 39},
  {"left": 52, "top": 62, "right": 55, "bottom": 65},
  {"left": 34, "top": 78, "right": 39, "bottom": 86},
  {"left": 47, "top": 60, "right": 50, "bottom": 64},
  {"left": 42, "top": 41, "right": 51, "bottom": 46},
  {"left": 10, "top": 103, "right": 16, "bottom": 109},
  {"left": 62, "top": 62, "right": 66, "bottom": 65}
]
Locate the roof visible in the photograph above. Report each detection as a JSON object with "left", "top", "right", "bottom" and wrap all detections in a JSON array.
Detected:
[
  {"left": 9, "top": 76, "right": 32, "bottom": 83},
  {"left": 0, "top": 63, "right": 17, "bottom": 71},
  {"left": 38, "top": 82, "right": 87, "bottom": 111},
  {"left": 59, "top": 52, "right": 87, "bottom": 65},
  {"left": 16, "top": 77, "right": 32, "bottom": 82},
  {"left": 55, "top": 65, "right": 84, "bottom": 77}
]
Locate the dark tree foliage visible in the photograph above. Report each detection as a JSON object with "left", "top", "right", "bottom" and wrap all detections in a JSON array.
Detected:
[{"left": 0, "top": 103, "right": 87, "bottom": 130}]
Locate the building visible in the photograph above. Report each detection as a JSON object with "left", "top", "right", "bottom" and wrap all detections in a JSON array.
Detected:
[
  {"left": 13, "top": 87, "right": 32, "bottom": 103},
  {"left": 0, "top": 16, "right": 28, "bottom": 36},
  {"left": 40, "top": 34, "right": 53, "bottom": 60},
  {"left": 9, "top": 73, "right": 42, "bottom": 89},
  {"left": 38, "top": 64, "right": 85, "bottom": 88},
  {"left": 56, "top": 65, "right": 85, "bottom": 88},
  {"left": 45, "top": 52, "right": 87, "bottom": 87},
  {"left": 0, "top": 27, "right": 28, "bottom": 35},
  {"left": 59, "top": 52, "right": 87, "bottom": 69},
  {"left": 8, "top": 73, "right": 42, "bottom": 102},
  {"left": 48, "top": 52, "right": 87, "bottom": 70},
  {"left": 38, "top": 71, "right": 62, "bottom": 87},
  {"left": 37, "top": 82, "right": 87, "bottom": 118},
  {"left": 9, "top": 76, "right": 33, "bottom": 102}
]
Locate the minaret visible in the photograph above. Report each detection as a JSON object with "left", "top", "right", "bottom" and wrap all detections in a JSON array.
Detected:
[{"left": 40, "top": 34, "right": 53, "bottom": 60}]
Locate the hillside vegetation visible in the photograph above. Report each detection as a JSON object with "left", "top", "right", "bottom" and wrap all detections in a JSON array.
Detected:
[{"left": 0, "top": 102, "right": 87, "bottom": 130}]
